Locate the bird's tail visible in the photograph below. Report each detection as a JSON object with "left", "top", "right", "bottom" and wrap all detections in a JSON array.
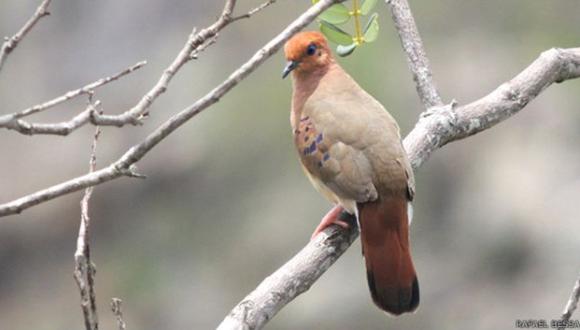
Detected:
[{"left": 358, "top": 196, "right": 419, "bottom": 316}]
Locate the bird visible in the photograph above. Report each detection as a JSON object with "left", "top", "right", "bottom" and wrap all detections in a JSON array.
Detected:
[{"left": 282, "top": 31, "right": 419, "bottom": 316}]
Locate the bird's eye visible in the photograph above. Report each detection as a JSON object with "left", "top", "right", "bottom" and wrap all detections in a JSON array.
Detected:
[{"left": 306, "top": 43, "right": 317, "bottom": 56}]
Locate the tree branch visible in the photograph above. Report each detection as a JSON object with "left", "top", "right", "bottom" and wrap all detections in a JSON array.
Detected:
[
  {"left": 231, "top": 0, "right": 277, "bottom": 22},
  {"left": 73, "top": 127, "right": 101, "bottom": 330},
  {"left": 94, "top": 0, "right": 277, "bottom": 126},
  {"left": 0, "top": 60, "right": 146, "bottom": 130},
  {"left": 1, "top": 101, "right": 99, "bottom": 136},
  {"left": 557, "top": 273, "right": 580, "bottom": 330},
  {"left": 0, "top": 0, "right": 275, "bottom": 135},
  {"left": 404, "top": 47, "right": 580, "bottom": 169},
  {"left": 0, "top": 0, "right": 340, "bottom": 217},
  {"left": 217, "top": 46, "right": 580, "bottom": 330},
  {"left": 386, "top": 0, "right": 442, "bottom": 109},
  {"left": 111, "top": 298, "right": 127, "bottom": 330},
  {"left": 219, "top": 213, "right": 358, "bottom": 330},
  {"left": 0, "top": 0, "right": 52, "bottom": 73}
]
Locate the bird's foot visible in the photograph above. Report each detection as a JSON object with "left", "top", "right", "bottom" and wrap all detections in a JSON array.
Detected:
[{"left": 311, "top": 205, "right": 350, "bottom": 240}]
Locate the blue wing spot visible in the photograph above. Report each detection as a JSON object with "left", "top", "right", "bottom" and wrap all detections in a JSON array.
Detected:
[
  {"left": 304, "top": 141, "right": 317, "bottom": 155},
  {"left": 323, "top": 153, "right": 330, "bottom": 161},
  {"left": 309, "top": 141, "right": 317, "bottom": 153},
  {"left": 316, "top": 133, "right": 323, "bottom": 143}
]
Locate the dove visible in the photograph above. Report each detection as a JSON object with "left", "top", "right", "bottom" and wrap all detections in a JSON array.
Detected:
[{"left": 283, "top": 31, "right": 419, "bottom": 315}]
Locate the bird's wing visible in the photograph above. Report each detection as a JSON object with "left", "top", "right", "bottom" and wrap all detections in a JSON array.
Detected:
[
  {"left": 296, "top": 115, "right": 378, "bottom": 206},
  {"left": 295, "top": 93, "right": 393, "bottom": 207},
  {"left": 295, "top": 86, "right": 415, "bottom": 206}
]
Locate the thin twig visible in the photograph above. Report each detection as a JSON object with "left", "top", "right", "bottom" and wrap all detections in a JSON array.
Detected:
[
  {"left": 231, "top": 0, "right": 277, "bottom": 22},
  {"left": 386, "top": 0, "right": 442, "bottom": 109},
  {"left": 73, "top": 127, "right": 101, "bottom": 330},
  {"left": 111, "top": 298, "right": 127, "bottom": 330},
  {"left": 0, "top": 0, "right": 52, "bottom": 73},
  {"left": 0, "top": 60, "right": 146, "bottom": 130},
  {"left": 189, "top": 34, "right": 218, "bottom": 60},
  {"left": 557, "top": 273, "right": 580, "bottom": 330},
  {"left": 0, "top": 0, "right": 340, "bottom": 217}
]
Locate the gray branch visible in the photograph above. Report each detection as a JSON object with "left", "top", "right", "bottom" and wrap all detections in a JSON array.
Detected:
[
  {"left": 0, "top": 60, "right": 146, "bottom": 130},
  {"left": 0, "top": 0, "right": 51, "bottom": 73},
  {"left": 404, "top": 47, "right": 580, "bottom": 169},
  {"left": 386, "top": 0, "right": 442, "bottom": 109},
  {"left": 73, "top": 127, "right": 101, "bottom": 330},
  {"left": 111, "top": 298, "right": 127, "bottom": 330},
  {"left": 1, "top": 102, "right": 100, "bottom": 136},
  {"left": 219, "top": 213, "right": 358, "bottom": 330},
  {"left": 0, "top": 0, "right": 273, "bottom": 135},
  {"left": 0, "top": 0, "right": 340, "bottom": 217},
  {"left": 557, "top": 273, "right": 580, "bottom": 330},
  {"left": 93, "top": 0, "right": 276, "bottom": 126}
]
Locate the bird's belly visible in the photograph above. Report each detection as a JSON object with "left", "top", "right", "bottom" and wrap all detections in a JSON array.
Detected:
[{"left": 301, "top": 164, "right": 357, "bottom": 214}]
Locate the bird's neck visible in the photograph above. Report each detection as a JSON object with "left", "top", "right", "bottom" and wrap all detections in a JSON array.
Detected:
[{"left": 290, "top": 62, "right": 338, "bottom": 127}]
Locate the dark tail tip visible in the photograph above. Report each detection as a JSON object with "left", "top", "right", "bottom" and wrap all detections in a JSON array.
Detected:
[{"left": 367, "top": 273, "right": 420, "bottom": 316}]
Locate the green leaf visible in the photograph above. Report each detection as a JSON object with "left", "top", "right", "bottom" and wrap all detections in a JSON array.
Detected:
[
  {"left": 319, "top": 20, "right": 353, "bottom": 46},
  {"left": 360, "top": 0, "right": 378, "bottom": 16},
  {"left": 363, "top": 13, "right": 379, "bottom": 43},
  {"left": 337, "top": 43, "right": 357, "bottom": 57},
  {"left": 319, "top": 3, "right": 350, "bottom": 25}
]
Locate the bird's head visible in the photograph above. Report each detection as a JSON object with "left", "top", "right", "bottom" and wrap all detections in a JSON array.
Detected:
[{"left": 283, "top": 31, "right": 333, "bottom": 79}]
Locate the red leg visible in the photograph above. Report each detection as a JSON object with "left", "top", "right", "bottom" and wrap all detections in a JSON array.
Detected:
[{"left": 311, "top": 205, "right": 350, "bottom": 240}]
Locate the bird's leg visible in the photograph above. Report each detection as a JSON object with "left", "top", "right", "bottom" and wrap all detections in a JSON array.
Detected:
[{"left": 311, "top": 205, "right": 350, "bottom": 240}]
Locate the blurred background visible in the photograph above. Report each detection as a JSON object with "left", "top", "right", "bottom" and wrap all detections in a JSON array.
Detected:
[{"left": 0, "top": 0, "right": 579, "bottom": 329}]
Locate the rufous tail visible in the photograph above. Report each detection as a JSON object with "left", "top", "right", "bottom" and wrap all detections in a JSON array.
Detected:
[{"left": 358, "top": 196, "right": 419, "bottom": 315}]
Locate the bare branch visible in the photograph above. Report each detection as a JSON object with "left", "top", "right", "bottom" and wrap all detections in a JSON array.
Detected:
[
  {"left": 404, "top": 47, "right": 580, "bottom": 169},
  {"left": 557, "top": 273, "right": 580, "bottom": 330},
  {"left": 1, "top": 101, "right": 101, "bottom": 136},
  {"left": 0, "top": 0, "right": 270, "bottom": 133},
  {"left": 0, "top": 0, "right": 269, "bottom": 135},
  {"left": 0, "top": 0, "right": 52, "bottom": 73},
  {"left": 0, "top": 61, "right": 146, "bottom": 132},
  {"left": 386, "top": 0, "right": 442, "bottom": 108},
  {"left": 219, "top": 212, "right": 358, "bottom": 330},
  {"left": 73, "top": 127, "right": 101, "bottom": 330},
  {"left": 0, "top": 0, "right": 341, "bottom": 217},
  {"left": 98, "top": 0, "right": 276, "bottom": 126},
  {"left": 111, "top": 298, "right": 127, "bottom": 330},
  {"left": 231, "top": 0, "right": 277, "bottom": 22},
  {"left": 217, "top": 47, "right": 580, "bottom": 329}
]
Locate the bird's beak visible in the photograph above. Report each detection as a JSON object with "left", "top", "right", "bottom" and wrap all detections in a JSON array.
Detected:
[{"left": 282, "top": 60, "right": 299, "bottom": 79}]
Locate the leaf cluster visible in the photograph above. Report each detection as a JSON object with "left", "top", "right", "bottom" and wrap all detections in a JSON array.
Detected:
[{"left": 313, "top": 0, "right": 379, "bottom": 56}]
